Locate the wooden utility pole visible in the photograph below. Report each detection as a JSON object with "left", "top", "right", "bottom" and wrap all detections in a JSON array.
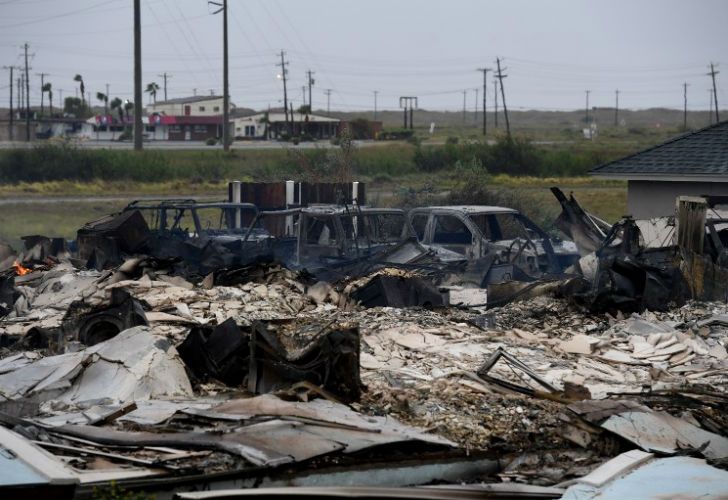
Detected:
[
  {"left": 306, "top": 70, "right": 314, "bottom": 110},
  {"left": 477, "top": 68, "right": 490, "bottom": 135},
  {"left": 473, "top": 88, "right": 479, "bottom": 124},
  {"left": 399, "top": 96, "right": 417, "bottom": 129},
  {"left": 222, "top": 0, "right": 229, "bottom": 150},
  {"left": 614, "top": 89, "right": 619, "bottom": 127},
  {"left": 23, "top": 43, "right": 30, "bottom": 142},
  {"left": 493, "top": 77, "right": 498, "bottom": 129},
  {"left": 373, "top": 90, "right": 378, "bottom": 121},
  {"left": 585, "top": 90, "right": 591, "bottom": 124},
  {"left": 209, "top": 0, "right": 229, "bottom": 149},
  {"left": 277, "top": 51, "right": 289, "bottom": 133},
  {"left": 462, "top": 89, "right": 467, "bottom": 123},
  {"left": 157, "top": 72, "right": 171, "bottom": 101},
  {"left": 683, "top": 82, "right": 688, "bottom": 131},
  {"left": 133, "top": 0, "right": 143, "bottom": 150},
  {"left": 495, "top": 58, "right": 510, "bottom": 137},
  {"left": 324, "top": 89, "right": 332, "bottom": 114},
  {"left": 36, "top": 72, "right": 48, "bottom": 117},
  {"left": 708, "top": 63, "right": 719, "bottom": 123},
  {"left": 3, "top": 66, "right": 13, "bottom": 140},
  {"left": 708, "top": 89, "right": 714, "bottom": 125}
]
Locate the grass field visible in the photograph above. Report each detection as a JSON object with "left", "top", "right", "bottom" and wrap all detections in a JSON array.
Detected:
[
  {"left": 1, "top": 125, "right": 656, "bottom": 248},
  {"left": 0, "top": 175, "right": 626, "bottom": 249}
]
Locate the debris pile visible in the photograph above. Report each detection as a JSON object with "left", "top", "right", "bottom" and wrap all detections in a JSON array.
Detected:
[{"left": 1, "top": 194, "right": 727, "bottom": 497}]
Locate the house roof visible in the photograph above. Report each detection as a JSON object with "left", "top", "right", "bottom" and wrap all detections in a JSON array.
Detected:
[
  {"left": 151, "top": 96, "right": 222, "bottom": 105},
  {"left": 591, "top": 120, "right": 728, "bottom": 180},
  {"left": 236, "top": 112, "right": 340, "bottom": 124}
]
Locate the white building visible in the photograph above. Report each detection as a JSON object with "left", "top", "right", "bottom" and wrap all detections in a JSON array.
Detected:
[
  {"left": 146, "top": 96, "right": 233, "bottom": 117},
  {"left": 233, "top": 112, "right": 340, "bottom": 140}
]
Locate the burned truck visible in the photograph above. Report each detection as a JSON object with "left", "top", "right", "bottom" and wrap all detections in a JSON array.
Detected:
[
  {"left": 406, "top": 206, "right": 579, "bottom": 287},
  {"left": 243, "top": 205, "right": 408, "bottom": 279},
  {"left": 77, "top": 200, "right": 277, "bottom": 276}
]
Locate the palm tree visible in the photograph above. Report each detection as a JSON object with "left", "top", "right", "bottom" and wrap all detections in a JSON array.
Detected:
[
  {"left": 73, "top": 74, "right": 85, "bottom": 107},
  {"left": 110, "top": 97, "right": 123, "bottom": 123},
  {"left": 96, "top": 92, "right": 109, "bottom": 116},
  {"left": 42, "top": 83, "right": 52, "bottom": 117},
  {"left": 123, "top": 99, "right": 134, "bottom": 123},
  {"left": 145, "top": 82, "right": 160, "bottom": 104}
]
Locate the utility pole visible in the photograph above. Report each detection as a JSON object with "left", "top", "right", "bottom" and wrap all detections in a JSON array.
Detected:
[
  {"left": 157, "top": 72, "right": 171, "bottom": 101},
  {"left": 683, "top": 82, "right": 688, "bottom": 131},
  {"left": 105, "top": 83, "right": 110, "bottom": 116},
  {"left": 58, "top": 88, "right": 63, "bottom": 111},
  {"left": 495, "top": 58, "right": 510, "bottom": 137},
  {"left": 473, "top": 88, "right": 479, "bottom": 124},
  {"left": 277, "top": 50, "right": 289, "bottom": 133},
  {"left": 708, "top": 62, "right": 720, "bottom": 123},
  {"left": 373, "top": 90, "right": 378, "bottom": 121},
  {"left": 585, "top": 90, "right": 591, "bottom": 124},
  {"left": 3, "top": 66, "right": 13, "bottom": 140},
  {"left": 324, "top": 89, "right": 332, "bottom": 114},
  {"left": 462, "top": 89, "right": 467, "bottom": 124},
  {"left": 301, "top": 86, "right": 306, "bottom": 106},
  {"left": 133, "top": 0, "right": 143, "bottom": 150},
  {"left": 36, "top": 72, "right": 48, "bottom": 117},
  {"left": 476, "top": 68, "right": 490, "bottom": 135},
  {"left": 399, "top": 96, "right": 417, "bottom": 129},
  {"left": 614, "top": 89, "right": 619, "bottom": 127},
  {"left": 493, "top": 77, "right": 498, "bottom": 129},
  {"left": 17, "top": 76, "right": 22, "bottom": 111},
  {"left": 306, "top": 70, "right": 314, "bottom": 110},
  {"left": 708, "top": 89, "right": 714, "bottom": 125},
  {"left": 23, "top": 43, "right": 30, "bottom": 141},
  {"left": 209, "top": 0, "right": 229, "bottom": 150}
]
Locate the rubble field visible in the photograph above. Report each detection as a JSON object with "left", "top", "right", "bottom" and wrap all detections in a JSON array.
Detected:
[{"left": 1, "top": 191, "right": 728, "bottom": 498}]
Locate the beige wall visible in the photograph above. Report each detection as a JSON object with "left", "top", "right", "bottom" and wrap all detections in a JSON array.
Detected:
[
  {"left": 147, "top": 97, "right": 225, "bottom": 116},
  {"left": 627, "top": 180, "right": 728, "bottom": 218}
]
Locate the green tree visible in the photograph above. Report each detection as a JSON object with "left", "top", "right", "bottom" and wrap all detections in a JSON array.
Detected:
[
  {"left": 123, "top": 100, "right": 134, "bottom": 121},
  {"left": 63, "top": 96, "right": 86, "bottom": 117},
  {"left": 110, "top": 97, "right": 123, "bottom": 123},
  {"left": 145, "top": 82, "right": 160, "bottom": 104},
  {"left": 96, "top": 92, "right": 109, "bottom": 116}
]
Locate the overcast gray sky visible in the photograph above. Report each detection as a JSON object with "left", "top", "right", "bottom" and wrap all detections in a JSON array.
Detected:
[{"left": 0, "top": 0, "right": 726, "bottom": 113}]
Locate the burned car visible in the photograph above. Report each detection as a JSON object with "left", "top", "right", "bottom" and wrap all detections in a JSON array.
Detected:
[
  {"left": 78, "top": 200, "right": 276, "bottom": 275},
  {"left": 406, "top": 206, "right": 579, "bottom": 286}
]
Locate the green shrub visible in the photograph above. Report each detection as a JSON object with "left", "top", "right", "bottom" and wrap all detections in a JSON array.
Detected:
[{"left": 205, "top": 137, "right": 217, "bottom": 146}]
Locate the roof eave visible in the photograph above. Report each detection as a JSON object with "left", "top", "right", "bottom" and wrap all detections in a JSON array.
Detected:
[{"left": 591, "top": 172, "right": 728, "bottom": 182}]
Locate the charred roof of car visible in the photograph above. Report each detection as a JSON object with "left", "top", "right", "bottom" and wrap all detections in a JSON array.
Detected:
[{"left": 410, "top": 206, "right": 519, "bottom": 215}]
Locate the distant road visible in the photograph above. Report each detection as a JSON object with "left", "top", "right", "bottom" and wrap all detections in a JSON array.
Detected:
[{"left": 0, "top": 139, "right": 395, "bottom": 150}]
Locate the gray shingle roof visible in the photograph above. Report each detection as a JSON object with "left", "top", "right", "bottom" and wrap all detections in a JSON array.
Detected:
[{"left": 591, "top": 120, "right": 728, "bottom": 177}]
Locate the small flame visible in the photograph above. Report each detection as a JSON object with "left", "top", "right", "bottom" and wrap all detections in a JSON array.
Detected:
[{"left": 13, "top": 260, "right": 31, "bottom": 276}]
